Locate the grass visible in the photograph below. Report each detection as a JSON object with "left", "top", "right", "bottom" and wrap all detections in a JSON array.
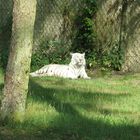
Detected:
[{"left": 0, "top": 69, "right": 140, "bottom": 140}]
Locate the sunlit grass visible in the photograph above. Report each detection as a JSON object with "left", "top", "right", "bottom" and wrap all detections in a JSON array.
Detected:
[{"left": 0, "top": 70, "right": 140, "bottom": 140}]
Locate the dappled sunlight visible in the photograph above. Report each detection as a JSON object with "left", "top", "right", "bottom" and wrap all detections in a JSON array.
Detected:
[
  {"left": 24, "top": 102, "right": 59, "bottom": 129},
  {"left": 25, "top": 77, "right": 140, "bottom": 138},
  {"left": 0, "top": 72, "right": 140, "bottom": 139}
]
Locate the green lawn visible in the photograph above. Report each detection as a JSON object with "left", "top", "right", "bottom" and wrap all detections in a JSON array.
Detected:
[{"left": 0, "top": 70, "right": 140, "bottom": 140}]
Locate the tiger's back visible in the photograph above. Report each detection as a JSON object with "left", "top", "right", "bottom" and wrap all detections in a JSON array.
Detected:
[{"left": 30, "top": 64, "right": 77, "bottom": 79}]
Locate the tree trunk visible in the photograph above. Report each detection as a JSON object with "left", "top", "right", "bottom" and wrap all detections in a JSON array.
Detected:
[{"left": 1, "top": 0, "right": 36, "bottom": 120}]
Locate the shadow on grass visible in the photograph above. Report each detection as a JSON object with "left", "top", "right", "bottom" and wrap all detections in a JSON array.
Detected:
[
  {"left": 28, "top": 78, "right": 131, "bottom": 113},
  {"left": 25, "top": 79, "right": 140, "bottom": 140}
]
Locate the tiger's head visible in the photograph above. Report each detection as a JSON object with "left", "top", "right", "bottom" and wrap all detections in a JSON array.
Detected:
[{"left": 70, "top": 53, "right": 86, "bottom": 67}]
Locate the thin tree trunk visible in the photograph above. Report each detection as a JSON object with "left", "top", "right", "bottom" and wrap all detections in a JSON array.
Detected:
[{"left": 1, "top": 0, "right": 36, "bottom": 120}]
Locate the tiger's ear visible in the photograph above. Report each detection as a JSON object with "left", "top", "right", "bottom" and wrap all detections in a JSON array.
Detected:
[{"left": 82, "top": 53, "right": 85, "bottom": 56}]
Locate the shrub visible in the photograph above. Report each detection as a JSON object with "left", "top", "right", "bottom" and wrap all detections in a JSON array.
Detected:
[
  {"left": 31, "top": 40, "right": 71, "bottom": 71},
  {"left": 71, "top": 0, "right": 97, "bottom": 69},
  {"left": 101, "top": 41, "right": 125, "bottom": 70}
]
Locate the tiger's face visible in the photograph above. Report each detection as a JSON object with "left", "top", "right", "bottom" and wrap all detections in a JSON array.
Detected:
[{"left": 70, "top": 53, "right": 86, "bottom": 67}]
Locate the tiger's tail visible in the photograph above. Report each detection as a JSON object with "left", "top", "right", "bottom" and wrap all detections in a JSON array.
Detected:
[{"left": 30, "top": 72, "right": 40, "bottom": 77}]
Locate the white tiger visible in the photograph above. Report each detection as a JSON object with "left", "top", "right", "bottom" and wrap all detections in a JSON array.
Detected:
[{"left": 30, "top": 53, "right": 90, "bottom": 79}]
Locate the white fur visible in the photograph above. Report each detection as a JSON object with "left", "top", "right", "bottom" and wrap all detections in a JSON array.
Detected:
[{"left": 30, "top": 53, "right": 90, "bottom": 79}]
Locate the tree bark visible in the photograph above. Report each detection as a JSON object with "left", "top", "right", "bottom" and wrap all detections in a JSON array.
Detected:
[{"left": 1, "top": 0, "right": 36, "bottom": 120}]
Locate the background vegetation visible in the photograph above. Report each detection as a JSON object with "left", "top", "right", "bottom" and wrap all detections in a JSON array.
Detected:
[{"left": 1, "top": 0, "right": 140, "bottom": 72}]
